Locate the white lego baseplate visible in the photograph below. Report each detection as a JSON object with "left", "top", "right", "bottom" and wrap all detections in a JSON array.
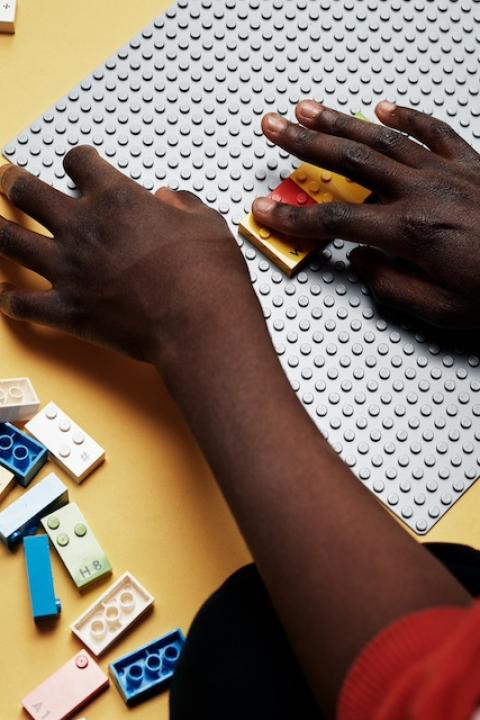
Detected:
[
  {"left": 0, "top": 378, "right": 40, "bottom": 423},
  {"left": 0, "top": 0, "right": 16, "bottom": 33},
  {"left": 26, "top": 402, "right": 105, "bottom": 483},
  {"left": 71, "top": 572, "right": 154, "bottom": 656}
]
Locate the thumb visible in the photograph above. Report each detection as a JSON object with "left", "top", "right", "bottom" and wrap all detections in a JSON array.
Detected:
[{"left": 350, "top": 246, "right": 461, "bottom": 329}]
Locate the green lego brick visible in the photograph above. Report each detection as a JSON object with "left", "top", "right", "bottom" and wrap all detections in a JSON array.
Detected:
[
  {"left": 41, "top": 503, "right": 112, "bottom": 590},
  {"left": 354, "top": 111, "right": 369, "bottom": 121}
]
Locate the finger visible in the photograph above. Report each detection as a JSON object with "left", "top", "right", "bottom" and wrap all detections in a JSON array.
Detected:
[
  {"left": 154, "top": 186, "right": 204, "bottom": 212},
  {"left": 252, "top": 197, "right": 404, "bottom": 254},
  {"left": 261, "top": 113, "right": 413, "bottom": 197},
  {"left": 0, "top": 216, "right": 59, "bottom": 279},
  {"left": 0, "top": 284, "right": 65, "bottom": 327},
  {"left": 295, "top": 100, "right": 434, "bottom": 169},
  {"left": 375, "top": 101, "right": 477, "bottom": 161},
  {"left": 0, "top": 164, "right": 74, "bottom": 231},
  {"left": 63, "top": 146, "right": 122, "bottom": 193},
  {"left": 349, "top": 246, "right": 462, "bottom": 328}
]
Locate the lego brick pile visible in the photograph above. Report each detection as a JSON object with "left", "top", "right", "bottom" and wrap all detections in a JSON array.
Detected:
[{"left": 0, "top": 379, "right": 184, "bottom": 719}]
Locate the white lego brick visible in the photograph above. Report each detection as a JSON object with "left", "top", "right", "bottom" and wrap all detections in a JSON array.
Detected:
[
  {"left": 0, "top": 466, "right": 15, "bottom": 502},
  {"left": 71, "top": 572, "right": 154, "bottom": 656},
  {"left": 0, "top": 472, "right": 68, "bottom": 548},
  {"left": 0, "top": 378, "right": 40, "bottom": 422},
  {"left": 26, "top": 402, "right": 105, "bottom": 483},
  {"left": 0, "top": 0, "right": 16, "bottom": 33}
]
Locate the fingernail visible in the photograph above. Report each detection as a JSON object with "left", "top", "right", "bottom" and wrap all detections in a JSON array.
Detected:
[
  {"left": 253, "top": 197, "right": 276, "bottom": 213},
  {"left": 0, "top": 165, "right": 10, "bottom": 192},
  {"left": 298, "top": 100, "right": 323, "bottom": 119},
  {"left": 264, "top": 114, "right": 288, "bottom": 134},
  {"left": 377, "top": 100, "right": 396, "bottom": 114}
]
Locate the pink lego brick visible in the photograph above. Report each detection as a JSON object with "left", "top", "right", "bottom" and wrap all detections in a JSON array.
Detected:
[{"left": 22, "top": 651, "right": 108, "bottom": 720}]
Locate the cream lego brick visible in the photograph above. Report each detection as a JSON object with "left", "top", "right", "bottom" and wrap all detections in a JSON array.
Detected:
[
  {"left": 41, "top": 502, "right": 112, "bottom": 590},
  {"left": 0, "top": 0, "right": 16, "bottom": 33},
  {"left": 26, "top": 402, "right": 105, "bottom": 483},
  {"left": 71, "top": 572, "right": 154, "bottom": 656},
  {"left": 0, "top": 466, "right": 15, "bottom": 502},
  {"left": 0, "top": 377, "right": 40, "bottom": 423},
  {"left": 22, "top": 651, "right": 108, "bottom": 720}
]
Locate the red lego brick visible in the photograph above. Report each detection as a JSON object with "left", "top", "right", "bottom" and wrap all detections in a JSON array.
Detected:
[{"left": 269, "top": 178, "right": 318, "bottom": 208}]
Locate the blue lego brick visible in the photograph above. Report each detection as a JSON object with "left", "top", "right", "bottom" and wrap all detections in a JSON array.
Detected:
[
  {"left": 109, "top": 629, "right": 185, "bottom": 707},
  {"left": 0, "top": 472, "right": 69, "bottom": 550},
  {"left": 24, "top": 535, "right": 61, "bottom": 621},
  {"left": 0, "top": 422, "right": 48, "bottom": 486}
]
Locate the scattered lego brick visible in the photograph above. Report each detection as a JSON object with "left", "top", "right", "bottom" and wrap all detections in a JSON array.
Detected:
[
  {"left": 109, "top": 629, "right": 185, "bottom": 706},
  {"left": 0, "top": 378, "right": 40, "bottom": 423},
  {"left": 0, "top": 466, "right": 15, "bottom": 503},
  {"left": 290, "top": 162, "right": 372, "bottom": 205},
  {"left": 0, "top": 473, "right": 68, "bottom": 550},
  {"left": 41, "top": 503, "right": 112, "bottom": 590},
  {"left": 0, "top": 0, "right": 16, "bottom": 33},
  {"left": 71, "top": 571, "right": 154, "bottom": 656},
  {"left": 24, "top": 535, "right": 61, "bottom": 622},
  {"left": 0, "top": 422, "right": 48, "bottom": 487},
  {"left": 26, "top": 402, "right": 105, "bottom": 483},
  {"left": 22, "top": 651, "right": 109, "bottom": 720},
  {"left": 354, "top": 111, "right": 369, "bottom": 121}
]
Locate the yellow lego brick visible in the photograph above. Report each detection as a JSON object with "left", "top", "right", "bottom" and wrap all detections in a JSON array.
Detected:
[
  {"left": 238, "top": 211, "right": 317, "bottom": 277},
  {"left": 290, "top": 163, "right": 371, "bottom": 205}
]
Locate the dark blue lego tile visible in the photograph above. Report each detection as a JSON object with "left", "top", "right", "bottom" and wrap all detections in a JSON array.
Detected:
[{"left": 0, "top": 422, "right": 48, "bottom": 486}]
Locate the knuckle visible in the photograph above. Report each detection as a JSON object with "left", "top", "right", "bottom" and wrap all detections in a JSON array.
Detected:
[
  {"left": 401, "top": 210, "right": 436, "bottom": 245},
  {"left": 400, "top": 203, "right": 457, "bottom": 247},
  {"left": 99, "top": 183, "right": 132, "bottom": 210},
  {"left": 429, "top": 119, "right": 457, "bottom": 142},
  {"left": 341, "top": 142, "right": 372, "bottom": 170},
  {"left": 0, "top": 220, "right": 15, "bottom": 252},
  {"left": 328, "top": 112, "right": 350, "bottom": 134},
  {"left": 8, "top": 175, "right": 30, "bottom": 205},
  {"left": 373, "top": 128, "right": 404, "bottom": 154},
  {"left": 277, "top": 203, "right": 303, "bottom": 230},
  {"left": 320, "top": 202, "right": 352, "bottom": 232},
  {"left": 291, "top": 126, "right": 315, "bottom": 152}
]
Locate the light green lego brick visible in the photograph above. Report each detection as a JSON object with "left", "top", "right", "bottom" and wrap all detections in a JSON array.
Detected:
[
  {"left": 354, "top": 111, "right": 369, "bottom": 121},
  {"left": 41, "top": 502, "right": 112, "bottom": 590}
]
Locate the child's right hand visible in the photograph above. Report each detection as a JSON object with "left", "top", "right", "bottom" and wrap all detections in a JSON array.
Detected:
[{"left": 253, "top": 100, "right": 480, "bottom": 330}]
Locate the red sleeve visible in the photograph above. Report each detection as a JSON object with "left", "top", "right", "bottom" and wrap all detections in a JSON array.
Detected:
[{"left": 338, "top": 601, "right": 480, "bottom": 720}]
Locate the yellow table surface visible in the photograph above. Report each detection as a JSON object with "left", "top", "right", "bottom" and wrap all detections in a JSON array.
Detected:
[{"left": 0, "top": 2, "right": 479, "bottom": 718}]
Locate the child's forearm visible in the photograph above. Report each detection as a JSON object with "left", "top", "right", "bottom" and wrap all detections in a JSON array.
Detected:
[{"left": 156, "top": 280, "right": 471, "bottom": 716}]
